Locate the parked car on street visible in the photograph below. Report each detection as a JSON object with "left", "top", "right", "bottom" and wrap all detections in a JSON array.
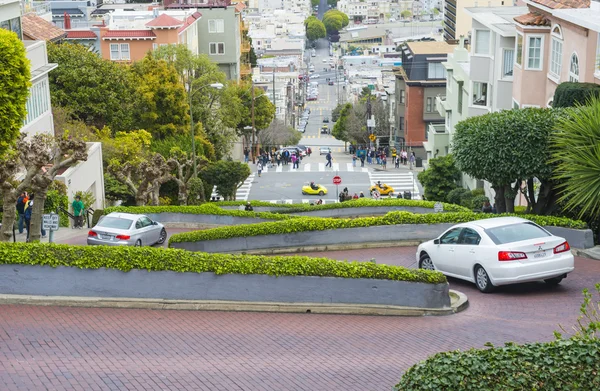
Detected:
[
  {"left": 416, "top": 217, "right": 575, "bottom": 293},
  {"left": 319, "top": 147, "right": 332, "bottom": 155},
  {"left": 88, "top": 212, "right": 167, "bottom": 247},
  {"left": 328, "top": 80, "right": 334, "bottom": 85},
  {"left": 323, "top": 117, "right": 329, "bottom": 123}
]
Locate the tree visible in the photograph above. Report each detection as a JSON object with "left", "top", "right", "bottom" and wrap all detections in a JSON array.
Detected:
[
  {"left": 433, "top": 8, "right": 440, "bottom": 17},
  {"left": 331, "top": 103, "right": 344, "bottom": 122},
  {"left": 131, "top": 53, "right": 189, "bottom": 139},
  {"left": 306, "top": 19, "right": 326, "bottom": 41},
  {"left": 258, "top": 119, "right": 302, "bottom": 148},
  {"left": 109, "top": 153, "right": 171, "bottom": 206},
  {"left": 345, "top": 104, "right": 369, "bottom": 144},
  {"left": 551, "top": 96, "right": 600, "bottom": 222},
  {"left": 332, "top": 103, "right": 353, "bottom": 142},
  {"left": 201, "top": 161, "right": 251, "bottom": 201},
  {"left": 372, "top": 98, "right": 390, "bottom": 137},
  {"left": 401, "top": 10, "right": 412, "bottom": 19},
  {"left": 166, "top": 147, "right": 208, "bottom": 206},
  {"left": 323, "top": 10, "right": 349, "bottom": 34},
  {"left": 417, "top": 155, "right": 461, "bottom": 202},
  {"left": 453, "top": 108, "right": 564, "bottom": 214},
  {"left": 47, "top": 42, "right": 136, "bottom": 132},
  {"left": 0, "top": 29, "right": 30, "bottom": 155}
]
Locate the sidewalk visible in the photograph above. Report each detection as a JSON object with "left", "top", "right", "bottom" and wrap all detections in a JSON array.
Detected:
[{"left": 8, "top": 225, "right": 88, "bottom": 244}]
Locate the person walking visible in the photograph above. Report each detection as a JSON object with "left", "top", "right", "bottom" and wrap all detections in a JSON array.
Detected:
[
  {"left": 16, "top": 192, "right": 27, "bottom": 234},
  {"left": 395, "top": 155, "right": 400, "bottom": 168},
  {"left": 382, "top": 156, "right": 387, "bottom": 170},
  {"left": 352, "top": 155, "right": 357, "bottom": 167},
  {"left": 72, "top": 195, "right": 85, "bottom": 229},
  {"left": 243, "top": 148, "right": 249, "bottom": 163},
  {"left": 257, "top": 161, "right": 263, "bottom": 177},
  {"left": 325, "top": 151, "right": 332, "bottom": 168},
  {"left": 360, "top": 155, "right": 365, "bottom": 167},
  {"left": 409, "top": 151, "right": 416, "bottom": 170}
]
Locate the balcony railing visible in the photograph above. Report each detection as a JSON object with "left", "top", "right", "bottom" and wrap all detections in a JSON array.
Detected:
[
  {"left": 240, "top": 64, "right": 252, "bottom": 75},
  {"left": 241, "top": 42, "right": 251, "bottom": 53},
  {"left": 21, "top": 1, "right": 52, "bottom": 16},
  {"left": 435, "top": 94, "right": 448, "bottom": 116},
  {"left": 429, "top": 123, "right": 447, "bottom": 134}
]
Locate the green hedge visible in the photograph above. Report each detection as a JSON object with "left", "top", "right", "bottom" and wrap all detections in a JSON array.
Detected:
[
  {"left": 265, "top": 198, "right": 471, "bottom": 214},
  {"left": 169, "top": 211, "right": 587, "bottom": 244},
  {"left": 0, "top": 243, "right": 446, "bottom": 284},
  {"left": 103, "top": 203, "right": 294, "bottom": 221},
  {"left": 394, "top": 338, "right": 600, "bottom": 390},
  {"left": 553, "top": 81, "right": 600, "bottom": 108}
]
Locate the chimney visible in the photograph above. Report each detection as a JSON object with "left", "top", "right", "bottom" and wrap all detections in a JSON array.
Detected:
[
  {"left": 453, "top": 35, "right": 469, "bottom": 62},
  {"left": 64, "top": 12, "right": 72, "bottom": 30}
]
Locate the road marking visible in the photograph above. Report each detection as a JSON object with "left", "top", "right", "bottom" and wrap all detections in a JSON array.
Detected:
[
  {"left": 346, "top": 163, "right": 354, "bottom": 172},
  {"left": 332, "top": 162, "right": 340, "bottom": 171},
  {"left": 318, "top": 163, "right": 325, "bottom": 171},
  {"left": 304, "top": 163, "right": 311, "bottom": 172},
  {"left": 211, "top": 173, "right": 255, "bottom": 201},
  {"left": 276, "top": 165, "right": 282, "bottom": 173}
]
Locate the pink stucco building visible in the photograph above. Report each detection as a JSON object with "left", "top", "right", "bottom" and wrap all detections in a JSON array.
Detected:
[{"left": 512, "top": 0, "right": 600, "bottom": 108}]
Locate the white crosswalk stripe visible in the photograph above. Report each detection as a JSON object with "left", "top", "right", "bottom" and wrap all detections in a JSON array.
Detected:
[
  {"left": 368, "top": 170, "right": 421, "bottom": 198},
  {"left": 211, "top": 173, "right": 255, "bottom": 201}
]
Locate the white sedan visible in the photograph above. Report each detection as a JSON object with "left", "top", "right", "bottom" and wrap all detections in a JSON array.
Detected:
[{"left": 416, "top": 217, "right": 574, "bottom": 293}]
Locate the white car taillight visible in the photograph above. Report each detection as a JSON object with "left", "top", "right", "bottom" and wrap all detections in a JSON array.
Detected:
[
  {"left": 498, "top": 251, "right": 527, "bottom": 261},
  {"left": 553, "top": 241, "right": 570, "bottom": 254}
]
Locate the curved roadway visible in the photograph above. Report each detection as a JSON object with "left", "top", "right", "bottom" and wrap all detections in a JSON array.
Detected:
[{"left": 1, "top": 246, "right": 597, "bottom": 390}]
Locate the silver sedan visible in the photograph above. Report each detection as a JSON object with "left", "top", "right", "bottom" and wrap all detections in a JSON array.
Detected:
[{"left": 87, "top": 212, "right": 167, "bottom": 247}]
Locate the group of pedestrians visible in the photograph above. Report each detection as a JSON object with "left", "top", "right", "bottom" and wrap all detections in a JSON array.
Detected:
[{"left": 351, "top": 148, "right": 416, "bottom": 170}]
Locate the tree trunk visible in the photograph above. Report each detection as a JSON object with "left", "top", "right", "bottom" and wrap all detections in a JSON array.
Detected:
[
  {"left": 28, "top": 187, "right": 49, "bottom": 243},
  {"left": 177, "top": 185, "right": 188, "bottom": 206},
  {"left": 0, "top": 188, "right": 18, "bottom": 242},
  {"left": 504, "top": 184, "right": 516, "bottom": 214},
  {"left": 492, "top": 185, "right": 506, "bottom": 213},
  {"left": 533, "top": 180, "right": 559, "bottom": 216},
  {"left": 526, "top": 178, "right": 536, "bottom": 214},
  {"left": 135, "top": 193, "right": 147, "bottom": 206}
]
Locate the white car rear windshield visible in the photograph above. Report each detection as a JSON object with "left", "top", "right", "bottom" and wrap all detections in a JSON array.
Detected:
[
  {"left": 97, "top": 217, "right": 133, "bottom": 230},
  {"left": 485, "top": 222, "right": 550, "bottom": 244}
]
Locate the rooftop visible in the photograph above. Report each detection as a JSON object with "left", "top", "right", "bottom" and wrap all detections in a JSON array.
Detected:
[
  {"left": 529, "top": 0, "right": 589, "bottom": 9},
  {"left": 65, "top": 30, "right": 98, "bottom": 39},
  {"left": 145, "top": 13, "right": 184, "bottom": 28},
  {"left": 465, "top": 6, "right": 528, "bottom": 36},
  {"left": 514, "top": 11, "right": 551, "bottom": 26},
  {"left": 407, "top": 41, "right": 455, "bottom": 55},
  {"left": 22, "top": 13, "right": 67, "bottom": 42},
  {"left": 339, "top": 25, "right": 388, "bottom": 42}
]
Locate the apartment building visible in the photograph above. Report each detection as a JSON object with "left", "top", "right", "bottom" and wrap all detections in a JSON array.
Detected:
[
  {"left": 1, "top": 0, "right": 105, "bottom": 209},
  {"left": 394, "top": 41, "right": 455, "bottom": 153},
  {"left": 253, "top": 57, "right": 300, "bottom": 124},
  {"left": 443, "top": 0, "right": 513, "bottom": 43},
  {"left": 512, "top": 0, "right": 600, "bottom": 108}
]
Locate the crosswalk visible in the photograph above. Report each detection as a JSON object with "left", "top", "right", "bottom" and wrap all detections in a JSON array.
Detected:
[
  {"left": 210, "top": 173, "right": 255, "bottom": 201},
  {"left": 368, "top": 170, "right": 421, "bottom": 199},
  {"left": 261, "top": 162, "right": 368, "bottom": 173}
]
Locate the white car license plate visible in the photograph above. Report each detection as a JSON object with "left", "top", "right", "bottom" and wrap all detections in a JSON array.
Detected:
[{"left": 533, "top": 250, "right": 547, "bottom": 259}]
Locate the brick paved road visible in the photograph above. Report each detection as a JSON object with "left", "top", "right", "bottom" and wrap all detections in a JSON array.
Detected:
[{"left": 1, "top": 247, "right": 598, "bottom": 391}]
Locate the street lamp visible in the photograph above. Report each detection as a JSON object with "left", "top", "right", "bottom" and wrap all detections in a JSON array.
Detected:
[{"left": 187, "top": 82, "right": 224, "bottom": 178}]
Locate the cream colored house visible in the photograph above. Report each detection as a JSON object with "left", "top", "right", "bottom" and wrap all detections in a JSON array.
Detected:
[{"left": 443, "top": 0, "right": 514, "bottom": 43}]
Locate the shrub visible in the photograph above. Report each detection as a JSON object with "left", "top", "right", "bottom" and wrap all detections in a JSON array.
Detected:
[
  {"left": 446, "top": 188, "right": 470, "bottom": 206},
  {"left": 45, "top": 181, "right": 69, "bottom": 227},
  {"left": 169, "top": 211, "right": 587, "bottom": 244},
  {"left": 103, "top": 203, "right": 295, "bottom": 221},
  {"left": 268, "top": 198, "right": 471, "bottom": 214},
  {"left": 417, "top": 155, "right": 461, "bottom": 202},
  {"left": 470, "top": 188, "right": 485, "bottom": 197},
  {"left": 553, "top": 82, "right": 600, "bottom": 108},
  {"left": 471, "top": 195, "right": 489, "bottom": 210},
  {"left": 0, "top": 243, "right": 447, "bottom": 285},
  {"left": 459, "top": 191, "right": 474, "bottom": 208}
]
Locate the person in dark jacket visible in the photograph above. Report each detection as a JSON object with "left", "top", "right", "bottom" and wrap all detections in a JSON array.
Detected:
[
  {"left": 245, "top": 202, "right": 254, "bottom": 211},
  {"left": 16, "top": 192, "right": 27, "bottom": 234}
]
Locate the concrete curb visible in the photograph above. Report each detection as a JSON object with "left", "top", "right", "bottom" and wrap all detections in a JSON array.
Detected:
[
  {"left": 573, "top": 247, "right": 600, "bottom": 261},
  {"left": 237, "top": 240, "right": 424, "bottom": 254},
  {"left": 0, "top": 290, "right": 468, "bottom": 317}
]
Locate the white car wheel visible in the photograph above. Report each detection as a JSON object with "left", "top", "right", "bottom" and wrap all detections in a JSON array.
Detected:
[
  {"left": 418, "top": 253, "right": 435, "bottom": 270},
  {"left": 475, "top": 265, "right": 495, "bottom": 293}
]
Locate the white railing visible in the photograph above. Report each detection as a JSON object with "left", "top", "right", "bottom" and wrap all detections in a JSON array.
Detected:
[
  {"left": 21, "top": 1, "right": 52, "bottom": 16},
  {"left": 430, "top": 123, "right": 447, "bottom": 133}
]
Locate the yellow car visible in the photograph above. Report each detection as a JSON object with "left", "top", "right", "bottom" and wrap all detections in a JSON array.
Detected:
[
  {"left": 370, "top": 183, "right": 394, "bottom": 195},
  {"left": 302, "top": 183, "right": 328, "bottom": 196}
]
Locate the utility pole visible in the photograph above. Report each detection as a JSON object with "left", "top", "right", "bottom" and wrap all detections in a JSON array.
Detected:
[
  {"left": 272, "top": 68, "right": 276, "bottom": 118},
  {"left": 252, "top": 78, "right": 256, "bottom": 164},
  {"left": 367, "top": 93, "right": 373, "bottom": 149}
]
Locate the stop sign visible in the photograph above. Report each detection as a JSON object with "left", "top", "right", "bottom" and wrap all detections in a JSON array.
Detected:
[{"left": 333, "top": 175, "right": 342, "bottom": 185}]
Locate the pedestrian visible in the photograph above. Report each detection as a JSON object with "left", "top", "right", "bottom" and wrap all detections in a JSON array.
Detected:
[
  {"left": 360, "top": 155, "right": 365, "bottom": 167},
  {"left": 291, "top": 153, "right": 298, "bottom": 169},
  {"left": 244, "top": 148, "right": 249, "bottom": 163},
  {"left": 72, "top": 195, "right": 85, "bottom": 229},
  {"left": 482, "top": 201, "right": 493, "bottom": 214},
  {"left": 382, "top": 156, "right": 387, "bottom": 170},
  {"left": 409, "top": 152, "right": 415, "bottom": 170},
  {"left": 352, "top": 193, "right": 359, "bottom": 199},
  {"left": 401, "top": 150, "right": 408, "bottom": 165},
  {"left": 307, "top": 147, "right": 312, "bottom": 157},
  {"left": 325, "top": 151, "right": 332, "bottom": 168},
  {"left": 359, "top": 191, "right": 365, "bottom": 198},
  {"left": 245, "top": 202, "right": 254, "bottom": 211},
  {"left": 16, "top": 192, "right": 27, "bottom": 234},
  {"left": 257, "top": 161, "right": 263, "bottom": 177},
  {"left": 276, "top": 152, "right": 281, "bottom": 166},
  {"left": 395, "top": 155, "right": 400, "bottom": 168},
  {"left": 352, "top": 155, "right": 357, "bottom": 167},
  {"left": 24, "top": 194, "right": 46, "bottom": 241}
]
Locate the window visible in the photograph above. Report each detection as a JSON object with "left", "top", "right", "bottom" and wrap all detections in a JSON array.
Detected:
[
  {"left": 515, "top": 33, "right": 523, "bottom": 66},
  {"left": 459, "top": 228, "right": 481, "bottom": 245},
  {"left": 399, "top": 116, "right": 404, "bottom": 130},
  {"left": 109, "top": 43, "right": 130, "bottom": 61},
  {"left": 426, "top": 97, "right": 433, "bottom": 112},
  {"left": 513, "top": 99, "right": 520, "bottom": 109},
  {"left": 400, "top": 90, "right": 405, "bottom": 104},
  {"left": 549, "top": 38, "right": 562, "bottom": 77},
  {"left": 474, "top": 30, "right": 491, "bottom": 55},
  {"left": 503, "top": 49, "right": 514, "bottom": 77},
  {"left": 208, "top": 19, "right": 225, "bottom": 33},
  {"left": 569, "top": 53, "right": 579, "bottom": 82},
  {"left": 153, "top": 43, "right": 158, "bottom": 50},
  {"left": 526, "top": 36, "right": 543, "bottom": 70},
  {"left": 472, "top": 82, "right": 488, "bottom": 106},
  {"left": 209, "top": 42, "right": 225, "bottom": 55},
  {"left": 440, "top": 228, "right": 462, "bottom": 244},
  {"left": 0, "top": 16, "right": 22, "bottom": 40},
  {"left": 457, "top": 81, "right": 463, "bottom": 114},
  {"left": 428, "top": 62, "right": 446, "bottom": 79},
  {"left": 485, "top": 222, "right": 550, "bottom": 245},
  {"left": 24, "top": 79, "right": 50, "bottom": 126}
]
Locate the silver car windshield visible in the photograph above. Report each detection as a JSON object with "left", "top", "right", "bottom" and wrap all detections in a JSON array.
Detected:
[
  {"left": 97, "top": 217, "right": 134, "bottom": 230},
  {"left": 485, "top": 222, "right": 550, "bottom": 245}
]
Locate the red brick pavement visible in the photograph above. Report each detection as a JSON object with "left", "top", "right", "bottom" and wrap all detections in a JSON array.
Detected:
[{"left": 0, "top": 247, "right": 599, "bottom": 391}]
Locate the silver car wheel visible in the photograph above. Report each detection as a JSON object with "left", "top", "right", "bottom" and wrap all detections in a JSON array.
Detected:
[
  {"left": 157, "top": 228, "right": 167, "bottom": 244},
  {"left": 134, "top": 239, "right": 142, "bottom": 247},
  {"left": 476, "top": 267, "right": 488, "bottom": 290},
  {"left": 419, "top": 255, "right": 435, "bottom": 270}
]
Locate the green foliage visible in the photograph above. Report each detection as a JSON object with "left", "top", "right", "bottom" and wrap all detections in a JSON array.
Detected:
[
  {"left": 0, "top": 29, "right": 30, "bottom": 154},
  {"left": 169, "top": 211, "right": 586, "bottom": 244},
  {"left": 236, "top": 83, "right": 276, "bottom": 135},
  {"left": 557, "top": 283, "right": 600, "bottom": 340},
  {"left": 45, "top": 181, "right": 69, "bottom": 227},
  {"left": 0, "top": 242, "right": 446, "bottom": 284},
  {"left": 306, "top": 18, "right": 327, "bottom": 41},
  {"left": 258, "top": 119, "right": 301, "bottom": 147},
  {"left": 187, "top": 177, "right": 205, "bottom": 205},
  {"left": 104, "top": 172, "right": 134, "bottom": 205},
  {"left": 200, "top": 161, "right": 251, "bottom": 201},
  {"left": 47, "top": 42, "right": 136, "bottom": 132},
  {"left": 553, "top": 82, "right": 600, "bottom": 108},
  {"left": 131, "top": 53, "right": 190, "bottom": 139},
  {"left": 103, "top": 203, "right": 293, "bottom": 221},
  {"left": 401, "top": 10, "right": 412, "bottom": 19},
  {"left": 446, "top": 188, "right": 470, "bottom": 206},
  {"left": 150, "top": 133, "right": 216, "bottom": 161},
  {"left": 332, "top": 103, "right": 353, "bottom": 142},
  {"left": 323, "top": 10, "right": 348, "bottom": 34},
  {"left": 417, "top": 155, "right": 460, "bottom": 202},
  {"left": 394, "top": 338, "right": 600, "bottom": 390},
  {"left": 551, "top": 97, "right": 600, "bottom": 221},
  {"left": 470, "top": 188, "right": 485, "bottom": 197},
  {"left": 270, "top": 198, "right": 470, "bottom": 213},
  {"left": 73, "top": 190, "right": 96, "bottom": 211},
  {"left": 331, "top": 103, "right": 344, "bottom": 122},
  {"left": 471, "top": 195, "right": 489, "bottom": 210}
]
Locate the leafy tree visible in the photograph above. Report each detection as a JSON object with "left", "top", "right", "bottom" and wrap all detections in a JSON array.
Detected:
[
  {"left": 323, "top": 10, "right": 349, "bottom": 34},
  {"left": 201, "top": 161, "right": 251, "bottom": 201},
  {"left": 234, "top": 83, "right": 275, "bottom": 135},
  {"left": 345, "top": 103, "right": 369, "bottom": 144},
  {"left": 166, "top": 147, "right": 208, "bottom": 205},
  {"left": 306, "top": 19, "right": 327, "bottom": 41},
  {"left": 151, "top": 132, "right": 216, "bottom": 162},
  {"left": 311, "top": 0, "right": 319, "bottom": 6},
  {"left": 0, "top": 29, "right": 30, "bottom": 155},
  {"left": 453, "top": 108, "right": 564, "bottom": 214},
  {"left": 401, "top": 10, "right": 412, "bottom": 19},
  {"left": 258, "top": 119, "right": 302, "bottom": 148},
  {"left": 372, "top": 98, "right": 390, "bottom": 137},
  {"left": 131, "top": 53, "right": 189, "bottom": 139},
  {"left": 331, "top": 103, "right": 344, "bottom": 122},
  {"left": 433, "top": 8, "right": 440, "bottom": 16},
  {"left": 551, "top": 96, "right": 600, "bottom": 223},
  {"left": 417, "top": 155, "right": 460, "bottom": 202},
  {"left": 332, "top": 103, "right": 353, "bottom": 142},
  {"left": 47, "top": 42, "right": 136, "bottom": 132}
]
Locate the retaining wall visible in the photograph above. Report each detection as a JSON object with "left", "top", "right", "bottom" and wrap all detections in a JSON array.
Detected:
[
  {"left": 0, "top": 265, "right": 450, "bottom": 309},
  {"left": 219, "top": 205, "right": 438, "bottom": 216},
  {"left": 144, "top": 213, "right": 272, "bottom": 228}
]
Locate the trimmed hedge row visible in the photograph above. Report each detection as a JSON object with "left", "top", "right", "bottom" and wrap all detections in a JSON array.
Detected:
[
  {"left": 169, "top": 211, "right": 587, "bottom": 244},
  {"left": 266, "top": 198, "right": 471, "bottom": 214},
  {"left": 394, "top": 338, "right": 600, "bottom": 390},
  {"left": 103, "top": 203, "right": 294, "bottom": 221},
  {"left": 0, "top": 243, "right": 447, "bottom": 284}
]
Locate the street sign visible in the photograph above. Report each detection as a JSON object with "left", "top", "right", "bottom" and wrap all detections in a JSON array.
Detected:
[
  {"left": 434, "top": 202, "right": 444, "bottom": 213},
  {"left": 333, "top": 175, "right": 342, "bottom": 185},
  {"left": 367, "top": 119, "right": 376, "bottom": 128},
  {"left": 42, "top": 213, "right": 60, "bottom": 231},
  {"left": 369, "top": 134, "right": 376, "bottom": 142}
]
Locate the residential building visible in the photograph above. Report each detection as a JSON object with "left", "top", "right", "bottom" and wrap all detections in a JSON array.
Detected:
[
  {"left": 253, "top": 57, "right": 300, "bottom": 124},
  {"left": 394, "top": 41, "right": 455, "bottom": 154},
  {"left": 98, "top": 9, "right": 202, "bottom": 63},
  {"left": 1, "top": 0, "right": 105, "bottom": 209},
  {"left": 512, "top": 0, "right": 600, "bottom": 108},
  {"left": 443, "top": 0, "right": 513, "bottom": 43},
  {"left": 339, "top": 25, "right": 392, "bottom": 52}
]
